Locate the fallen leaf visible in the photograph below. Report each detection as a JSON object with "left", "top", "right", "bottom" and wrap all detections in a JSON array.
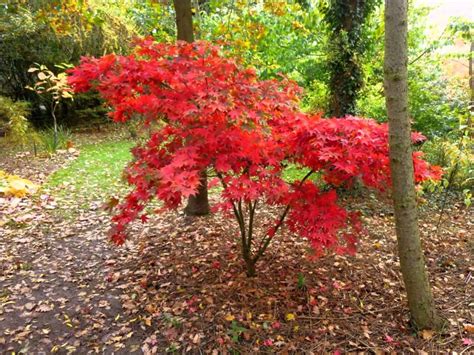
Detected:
[
  {"left": 24, "top": 302, "right": 36, "bottom": 311},
  {"left": 225, "top": 314, "right": 235, "bottom": 321},
  {"left": 464, "top": 324, "right": 474, "bottom": 334},
  {"left": 420, "top": 329, "right": 434, "bottom": 340}
]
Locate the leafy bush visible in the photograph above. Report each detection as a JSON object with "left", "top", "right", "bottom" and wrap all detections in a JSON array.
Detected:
[
  {"left": 0, "top": 95, "right": 39, "bottom": 148},
  {"left": 422, "top": 133, "right": 474, "bottom": 197},
  {"left": 0, "top": 2, "right": 138, "bottom": 127},
  {"left": 39, "top": 126, "right": 72, "bottom": 153},
  {"left": 68, "top": 40, "right": 441, "bottom": 276}
]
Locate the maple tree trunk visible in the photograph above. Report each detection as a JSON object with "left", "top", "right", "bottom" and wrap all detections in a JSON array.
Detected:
[
  {"left": 183, "top": 172, "right": 210, "bottom": 216},
  {"left": 173, "top": 0, "right": 210, "bottom": 216},
  {"left": 384, "top": 0, "right": 443, "bottom": 330}
]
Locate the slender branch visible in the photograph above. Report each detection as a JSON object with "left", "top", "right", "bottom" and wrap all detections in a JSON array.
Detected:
[
  {"left": 246, "top": 200, "right": 257, "bottom": 253},
  {"left": 252, "top": 170, "right": 314, "bottom": 263},
  {"left": 409, "top": 26, "right": 448, "bottom": 66},
  {"left": 237, "top": 198, "right": 247, "bottom": 248},
  {"left": 216, "top": 172, "right": 247, "bottom": 247}
]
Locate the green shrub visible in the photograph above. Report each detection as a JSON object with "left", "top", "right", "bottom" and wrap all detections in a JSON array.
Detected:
[
  {"left": 0, "top": 95, "right": 39, "bottom": 149},
  {"left": 422, "top": 128, "right": 473, "bottom": 207},
  {"left": 0, "top": 2, "right": 138, "bottom": 127},
  {"left": 39, "top": 126, "right": 72, "bottom": 153}
]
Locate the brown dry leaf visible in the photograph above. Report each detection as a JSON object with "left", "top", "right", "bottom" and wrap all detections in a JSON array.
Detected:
[
  {"left": 38, "top": 303, "right": 54, "bottom": 312},
  {"left": 420, "top": 329, "right": 435, "bottom": 340},
  {"left": 145, "top": 304, "right": 156, "bottom": 314},
  {"left": 464, "top": 324, "right": 474, "bottom": 334},
  {"left": 24, "top": 302, "right": 36, "bottom": 311}
]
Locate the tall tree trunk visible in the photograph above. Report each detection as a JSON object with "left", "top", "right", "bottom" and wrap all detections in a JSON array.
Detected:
[
  {"left": 173, "top": 0, "right": 194, "bottom": 42},
  {"left": 173, "top": 0, "right": 210, "bottom": 216},
  {"left": 384, "top": 0, "right": 443, "bottom": 330}
]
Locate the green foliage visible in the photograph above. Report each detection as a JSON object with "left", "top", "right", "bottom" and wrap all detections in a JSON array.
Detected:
[
  {"left": 227, "top": 321, "right": 247, "bottom": 343},
  {"left": 356, "top": 4, "right": 471, "bottom": 137},
  {"left": 422, "top": 133, "right": 474, "bottom": 193},
  {"left": 199, "top": 1, "right": 329, "bottom": 111},
  {"left": 297, "top": 272, "right": 307, "bottom": 290},
  {"left": 125, "top": 0, "right": 175, "bottom": 41},
  {"left": 39, "top": 126, "right": 72, "bottom": 153},
  {"left": 0, "top": 95, "right": 39, "bottom": 147},
  {"left": 320, "top": 0, "right": 380, "bottom": 116},
  {"left": 0, "top": 1, "right": 138, "bottom": 126}
]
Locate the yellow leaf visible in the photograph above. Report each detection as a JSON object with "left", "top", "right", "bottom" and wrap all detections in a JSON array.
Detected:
[
  {"left": 0, "top": 171, "right": 37, "bottom": 198},
  {"left": 225, "top": 314, "right": 235, "bottom": 321},
  {"left": 285, "top": 313, "right": 296, "bottom": 321}
]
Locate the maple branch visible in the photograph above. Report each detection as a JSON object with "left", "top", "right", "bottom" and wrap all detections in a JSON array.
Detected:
[
  {"left": 247, "top": 200, "right": 257, "bottom": 253},
  {"left": 252, "top": 170, "right": 314, "bottom": 264},
  {"left": 237, "top": 198, "right": 248, "bottom": 246},
  {"left": 216, "top": 173, "right": 247, "bottom": 252}
]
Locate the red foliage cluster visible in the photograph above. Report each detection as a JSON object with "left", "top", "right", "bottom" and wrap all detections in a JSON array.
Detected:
[{"left": 68, "top": 40, "right": 441, "bottom": 264}]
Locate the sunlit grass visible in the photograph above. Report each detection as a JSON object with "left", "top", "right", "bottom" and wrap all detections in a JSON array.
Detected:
[{"left": 45, "top": 140, "right": 133, "bottom": 204}]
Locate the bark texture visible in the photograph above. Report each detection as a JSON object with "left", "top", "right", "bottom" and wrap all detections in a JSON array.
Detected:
[
  {"left": 173, "top": 0, "right": 194, "bottom": 43},
  {"left": 183, "top": 172, "right": 210, "bottom": 216},
  {"left": 173, "top": 0, "right": 210, "bottom": 216},
  {"left": 384, "top": 0, "right": 443, "bottom": 330}
]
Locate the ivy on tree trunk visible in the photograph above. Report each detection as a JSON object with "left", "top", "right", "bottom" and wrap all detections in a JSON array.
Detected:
[{"left": 322, "top": 0, "right": 374, "bottom": 117}]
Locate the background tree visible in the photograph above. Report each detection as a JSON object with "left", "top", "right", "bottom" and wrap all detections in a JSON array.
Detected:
[
  {"left": 384, "top": 0, "right": 443, "bottom": 330},
  {"left": 173, "top": 0, "right": 210, "bottom": 216},
  {"left": 321, "top": 0, "right": 377, "bottom": 117},
  {"left": 173, "top": 0, "right": 194, "bottom": 42},
  {"left": 0, "top": 0, "right": 137, "bottom": 128}
]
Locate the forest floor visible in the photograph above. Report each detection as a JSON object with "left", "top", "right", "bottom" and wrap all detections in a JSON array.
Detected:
[{"left": 0, "top": 132, "right": 473, "bottom": 354}]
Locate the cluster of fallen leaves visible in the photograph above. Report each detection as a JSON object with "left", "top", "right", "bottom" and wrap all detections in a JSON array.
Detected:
[
  {"left": 0, "top": 170, "right": 38, "bottom": 198},
  {"left": 0, "top": 133, "right": 472, "bottom": 354},
  {"left": 103, "top": 196, "right": 472, "bottom": 354}
]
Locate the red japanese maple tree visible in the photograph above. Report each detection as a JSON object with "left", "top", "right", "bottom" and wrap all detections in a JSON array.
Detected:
[{"left": 68, "top": 40, "right": 441, "bottom": 276}]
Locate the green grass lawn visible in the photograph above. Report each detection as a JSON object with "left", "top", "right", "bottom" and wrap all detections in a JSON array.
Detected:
[
  {"left": 45, "top": 140, "right": 134, "bottom": 208},
  {"left": 44, "top": 139, "right": 318, "bottom": 215}
]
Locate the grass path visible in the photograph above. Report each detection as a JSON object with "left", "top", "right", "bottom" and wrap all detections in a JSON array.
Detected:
[{"left": 45, "top": 140, "right": 133, "bottom": 207}]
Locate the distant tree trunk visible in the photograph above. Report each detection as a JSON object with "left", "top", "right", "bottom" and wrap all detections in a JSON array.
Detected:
[
  {"left": 323, "top": 0, "right": 372, "bottom": 117},
  {"left": 384, "top": 0, "right": 443, "bottom": 330},
  {"left": 173, "top": 0, "right": 210, "bottom": 216},
  {"left": 173, "top": 0, "right": 194, "bottom": 42}
]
